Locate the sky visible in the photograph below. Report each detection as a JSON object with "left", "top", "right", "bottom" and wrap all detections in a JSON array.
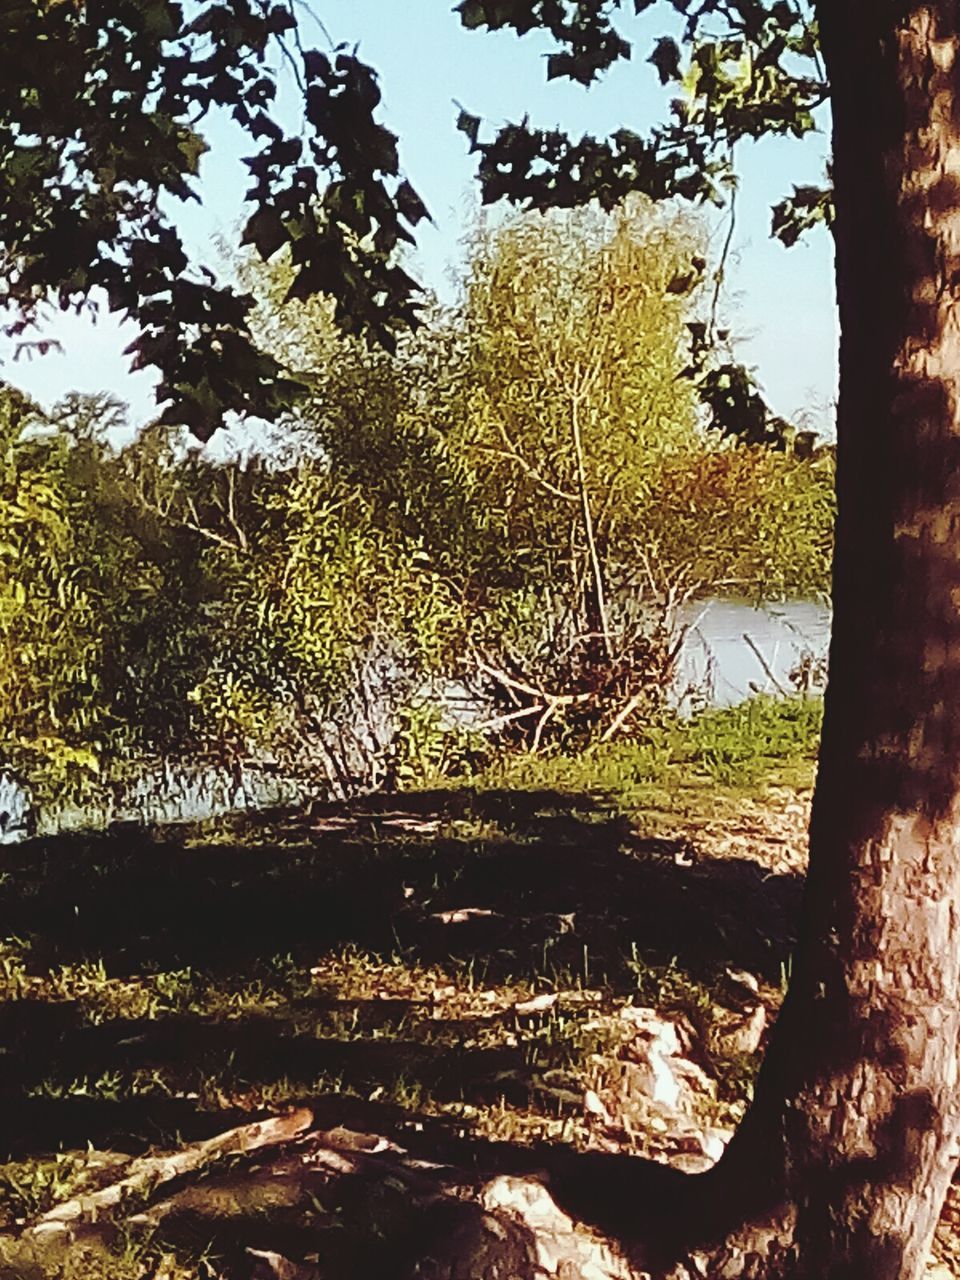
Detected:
[{"left": 2, "top": 2, "right": 839, "bottom": 436}]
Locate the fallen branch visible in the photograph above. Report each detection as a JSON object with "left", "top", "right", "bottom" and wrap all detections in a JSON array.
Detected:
[
  {"left": 26, "top": 1107, "right": 314, "bottom": 1238},
  {"left": 131, "top": 1126, "right": 641, "bottom": 1280}
]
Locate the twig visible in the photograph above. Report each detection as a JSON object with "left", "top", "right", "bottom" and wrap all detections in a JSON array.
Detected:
[
  {"left": 531, "top": 700, "right": 560, "bottom": 752},
  {"left": 709, "top": 152, "right": 738, "bottom": 345},
  {"left": 470, "top": 704, "right": 545, "bottom": 735},
  {"left": 742, "top": 632, "right": 791, "bottom": 696},
  {"left": 600, "top": 692, "right": 647, "bottom": 743},
  {"left": 476, "top": 428, "right": 578, "bottom": 503},
  {"left": 570, "top": 393, "right": 613, "bottom": 660}
]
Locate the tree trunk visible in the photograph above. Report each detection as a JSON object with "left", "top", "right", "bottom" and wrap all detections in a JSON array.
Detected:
[
  {"left": 554, "top": 7, "right": 960, "bottom": 1277},
  {"left": 704, "top": 5, "right": 960, "bottom": 1275}
]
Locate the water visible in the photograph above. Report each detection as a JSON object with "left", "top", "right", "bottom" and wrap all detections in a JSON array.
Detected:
[
  {"left": 0, "top": 771, "right": 33, "bottom": 840},
  {"left": 677, "top": 597, "right": 831, "bottom": 708},
  {"left": 0, "top": 760, "right": 317, "bottom": 846},
  {"left": 0, "top": 598, "right": 832, "bottom": 843}
]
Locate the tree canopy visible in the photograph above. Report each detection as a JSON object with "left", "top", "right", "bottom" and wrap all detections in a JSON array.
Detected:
[
  {"left": 0, "top": 0, "right": 832, "bottom": 441},
  {"left": 1, "top": 0, "right": 430, "bottom": 437},
  {"left": 455, "top": 0, "right": 827, "bottom": 217}
]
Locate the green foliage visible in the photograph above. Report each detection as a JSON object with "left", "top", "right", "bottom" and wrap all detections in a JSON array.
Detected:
[
  {"left": 0, "top": 386, "right": 154, "bottom": 798},
  {"left": 454, "top": 2, "right": 829, "bottom": 446},
  {"left": 0, "top": 190, "right": 835, "bottom": 801},
  {"left": 459, "top": 201, "right": 703, "bottom": 579},
  {"left": 233, "top": 202, "right": 718, "bottom": 747},
  {"left": 449, "top": 205, "right": 829, "bottom": 744},
  {"left": 645, "top": 445, "right": 834, "bottom": 600},
  {"left": 457, "top": 2, "right": 824, "bottom": 211},
  {"left": 772, "top": 180, "right": 835, "bottom": 248},
  {"left": 123, "top": 431, "right": 466, "bottom": 790},
  {"left": 1, "top": 1, "right": 429, "bottom": 436},
  {"left": 386, "top": 702, "right": 492, "bottom": 789},
  {"left": 0, "top": 387, "right": 359, "bottom": 793},
  {"left": 0, "top": 192, "right": 833, "bottom": 801}
]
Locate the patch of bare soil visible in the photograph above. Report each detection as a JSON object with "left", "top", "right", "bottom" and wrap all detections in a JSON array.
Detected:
[{"left": 654, "top": 785, "right": 813, "bottom": 877}]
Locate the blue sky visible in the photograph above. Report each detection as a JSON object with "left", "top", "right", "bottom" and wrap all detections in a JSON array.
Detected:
[{"left": 3, "top": 2, "right": 838, "bottom": 434}]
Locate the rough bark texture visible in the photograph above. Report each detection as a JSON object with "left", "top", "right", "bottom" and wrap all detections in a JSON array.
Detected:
[
  {"left": 714, "top": 5, "right": 960, "bottom": 1275},
  {"left": 551, "top": 6, "right": 960, "bottom": 1276}
]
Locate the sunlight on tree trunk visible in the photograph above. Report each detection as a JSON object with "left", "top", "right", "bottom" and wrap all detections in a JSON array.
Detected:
[{"left": 687, "top": 6, "right": 960, "bottom": 1276}]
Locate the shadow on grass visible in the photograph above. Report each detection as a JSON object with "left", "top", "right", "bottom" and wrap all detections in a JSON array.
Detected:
[{"left": 0, "top": 787, "right": 802, "bottom": 1166}]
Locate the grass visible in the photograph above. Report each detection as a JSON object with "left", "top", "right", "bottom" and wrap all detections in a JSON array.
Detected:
[
  {"left": 469, "top": 693, "right": 822, "bottom": 820},
  {"left": 0, "top": 695, "right": 817, "bottom": 1276}
]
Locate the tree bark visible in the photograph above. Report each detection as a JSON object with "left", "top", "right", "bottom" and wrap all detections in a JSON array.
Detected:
[
  {"left": 703, "top": 5, "right": 960, "bottom": 1276},
  {"left": 553, "top": 7, "right": 960, "bottom": 1277}
]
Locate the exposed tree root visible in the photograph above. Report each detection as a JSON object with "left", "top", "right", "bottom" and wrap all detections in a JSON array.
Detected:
[
  {"left": 4, "top": 1110, "right": 958, "bottom": 1280},
  {"left": 0, "top": 1113, "right": 660, "bottom": 1279},
  {"left": 23, "top": 1109, "right": 315, "bottom": 1242}
]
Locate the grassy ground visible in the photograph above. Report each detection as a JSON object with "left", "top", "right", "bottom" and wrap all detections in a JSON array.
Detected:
[
  {"left": 471, "top": 693, "right": 823, "bottom": 810},
  {"left": 0, "top": 697, "right": 821, "bottom": 1277}
]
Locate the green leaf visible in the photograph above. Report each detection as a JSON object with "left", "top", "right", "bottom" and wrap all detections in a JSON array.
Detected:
[
  {"left": 649, "top": 37, "right": 682, "bottom": 85},
  {"left": 395, "top": 180, "right": 430, "bottom": 226},
  {"left": 456, "top": 108, "right": 482, "bottom": 150},
  {"left": 242, "top": 207, "right": 288, "bottom": 260},
  {"left": 456, "top": 0, "right": 486, "bottom": 30}
]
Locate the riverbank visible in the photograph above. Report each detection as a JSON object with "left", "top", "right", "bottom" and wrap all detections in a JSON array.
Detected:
[
  {"left": 3, "top": 698, "right": 953, "bottom": 1278},
  {"left": 0, "top": 602, "right": 831, "bottom": 847}
]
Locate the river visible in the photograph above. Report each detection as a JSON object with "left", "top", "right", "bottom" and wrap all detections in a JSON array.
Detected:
[
  {"left": 0, "top": 598, "right": 832, "bottom": 841},
  {"left": 677, "top": 597, "right": 831, "bottom": 708}
]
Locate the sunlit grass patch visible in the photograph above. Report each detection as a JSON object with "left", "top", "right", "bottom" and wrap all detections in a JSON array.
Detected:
[{"left": 464, "top": 694, "right": 821, "bottom": 820}]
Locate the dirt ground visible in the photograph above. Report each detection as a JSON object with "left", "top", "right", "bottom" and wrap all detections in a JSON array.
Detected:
[{"left": 0, "top": 783, "right": 957, "bottom": 1277}]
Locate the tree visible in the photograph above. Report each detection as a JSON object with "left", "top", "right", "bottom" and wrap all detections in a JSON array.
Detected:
[
  {"left": 114, "top": 414, "right": 468, "bottom": 796},
  {"left": 462, "top": 201, "right": 701, "bottom": 660},
  {"left": 0, "top": 0, "right": 430, "bottom": 437},
  {"left": 0, "top": 384, "right": 157, "bottom": 800},
  {"left": 3, "top": 1, "right": 958, "bottom": 1276},
  {"left": 235, "top": 207, "right": 831, "bottom": 750},
  {"left": 450, "top": 4, "right": 960, "bottom": 1277},
  {"left": 452, "top": 202, "right": 831, "bottom": 744}
]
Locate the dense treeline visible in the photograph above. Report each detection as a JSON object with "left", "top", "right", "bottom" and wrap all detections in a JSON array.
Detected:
[{"left": 0, "top": 202, "right": 833, "bottom": 805}]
